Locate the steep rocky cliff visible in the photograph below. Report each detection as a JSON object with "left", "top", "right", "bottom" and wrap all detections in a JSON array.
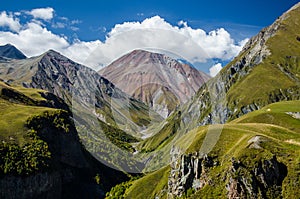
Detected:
[
  {"left": 167, "top": 148, "right": 216, "bottom": 198},
  {"left": 226, "top": 156, "right": 287, "bottom": 199},
  {"left": 167, "top": 151, "right": 287, "bottom": 199}
]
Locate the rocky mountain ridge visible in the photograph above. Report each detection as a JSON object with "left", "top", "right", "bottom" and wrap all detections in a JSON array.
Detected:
[{"left": 0, "top": 48, "right": 163, "bottom": 173}]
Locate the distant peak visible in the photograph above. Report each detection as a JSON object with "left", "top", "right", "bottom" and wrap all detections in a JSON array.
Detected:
[
  {"left": 41, "top": 49, "right": 64, "bottom": 58},
  {"left": 0, "top": 44, "right": 27, "bottom": 59},
  {"left": 45, "top": 49, "right": 60, "bottom": 54},
  {"left": 4, "top": 43, "right": 13, "bottom": 47},
  {"left": 130, "top": 49, "right": 166, "bottom": 56},
  {"left": 131, "top": 49, "right": 148, "bottom": 53}
]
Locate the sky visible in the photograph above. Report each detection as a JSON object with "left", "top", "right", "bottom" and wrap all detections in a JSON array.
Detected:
[{"left": 0, "top": 0, "right": 299, "bottom": 76}]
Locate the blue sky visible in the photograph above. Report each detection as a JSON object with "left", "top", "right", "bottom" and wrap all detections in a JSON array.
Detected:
[
  {"left": 0, "top": 0, "right": 299, "bottom": 75},
  {"left": 1, "top": 0, "right": 297, "bottom": 40}
]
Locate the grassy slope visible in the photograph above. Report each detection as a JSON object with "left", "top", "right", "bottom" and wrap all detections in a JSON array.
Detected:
[
  {"left": 226, "top": 6, "right": 300, "bottom": 109},
  {"left": 0, "top": 81, "right": 56, "bottom": 145},
  {"left": 231, "top": 100, "right": 300, "bottom": 134},
  {"left": 125, "top": 166, "right": 170, "bottom": 199},
  {"left": 139, "top": 6, "right": 300, "bottom": 153},
  {"left": 0, "top": 80, "right": 131, "bottom": 197},
  {"left": 138, "top": 109, "right": 181, "bottom": 152},
  {"left": 0, "top": 99, "right": 53, "bottom": 145},
  {"left": 123, "top": 100, "right": 300, "bottom": 198},
  {"left": 0, "top": 81, "right": 62, "bottom": 176}
]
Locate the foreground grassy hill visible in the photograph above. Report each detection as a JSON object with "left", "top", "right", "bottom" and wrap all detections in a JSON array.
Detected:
[{"left": 106, "top": 100, "right": 300, "bottom": 198}]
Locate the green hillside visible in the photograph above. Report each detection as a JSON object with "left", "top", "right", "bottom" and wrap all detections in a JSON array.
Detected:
[
  {"left": 114, "top": 100, "right": 300, "bottom": 198},
  {"left": 225, "top": 4, "right": 300, "bottom": 115},
  {"left": 0, "top": 81, "right": 57, "bottom": 144},
  {"left": 139, "top": 3, "right": 300, "bottom": 155}
]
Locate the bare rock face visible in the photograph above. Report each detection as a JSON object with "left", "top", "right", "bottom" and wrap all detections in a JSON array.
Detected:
[
  {"left": 226, "top": 156, "right": 287, "bottom": 199},
  {"left": 99, "top": 50, "right": 210, "bottom": 118},
  {"left": 167, "top": 148, "right": 287, "bottom": 199},
  {"left": 167, "top": 148, "right": 216, "bottom": 198}
]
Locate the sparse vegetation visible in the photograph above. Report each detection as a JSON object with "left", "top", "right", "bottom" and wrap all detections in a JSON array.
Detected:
[{"left": 97, "top": 118, "right": 140, "bottom": 152}]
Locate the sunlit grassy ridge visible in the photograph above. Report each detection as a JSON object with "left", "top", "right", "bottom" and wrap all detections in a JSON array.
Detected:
[
  {"left": 117, "top": 100, "right": 300, "bottom": 198},
  {"left": 231, "top": 100, "right": 300, "bottom": 134},
  {"left": 139, "top": 5, "right": 300, "bottom": 154},
  {"left": 226, "top": 6, "right": 300, "bottom": 110},
  {"left": 0, "top": 81, "right": 67, "bottom": 176},
  {"left": 0, "top": 81, "right": 57, "bottom": 145}
]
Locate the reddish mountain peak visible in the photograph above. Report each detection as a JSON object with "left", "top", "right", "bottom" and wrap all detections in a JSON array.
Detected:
[{"left": 99, "top": 49, "right": 210, "bottom": 117}]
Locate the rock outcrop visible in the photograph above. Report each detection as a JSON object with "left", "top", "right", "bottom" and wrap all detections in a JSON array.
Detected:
[
  {"left": 167, "top": 149, "right": 287, "bottom": 199},
  {"left": 226, "top": 156, "right": 287, "bottom": 199},
  {"left": 167, "top": 148, "right": 216, "bottom": 198}
]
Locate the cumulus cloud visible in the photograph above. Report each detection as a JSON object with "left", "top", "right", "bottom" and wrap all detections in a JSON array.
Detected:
[
  {"left": 209, "top": 63, "right": 223, "bottom": 77},
  {"left": 86, "top": 16, "right": 247, "bottom": 68},
  {"left": 0, "top": 10, "right": 248, "bottom": 71},
  {"left": 0, "top": 11, "right": 21, "bottom": 32},
  {"left": 28, "top": 7, "right": 54, "bottom": 20},
  {"left": 0, "top": 22, "right": 69, "bottom": 56},
  {"left": 177, "top": 20, "right": 188, "bottom": 27}
]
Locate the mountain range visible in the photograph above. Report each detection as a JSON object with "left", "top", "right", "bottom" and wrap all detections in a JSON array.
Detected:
[{"left": 0, "top": 2, "right": 300, "bottom": 199}]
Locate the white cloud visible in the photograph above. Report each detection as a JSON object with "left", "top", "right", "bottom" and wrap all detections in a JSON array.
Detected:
[
  {"left": 29, "top": 7, "right": 54, "bottom": 20},
  {"left": 0, "top": 22, "right": 69, "bottom": 56},
  {"left": 0, "top": 11, "right": 21, "bottom": 32},
  {"left": 178, "top": 20, "right": 187, "bottom": 27},
  {"left": 209, "top": 63, "right": 223, "bottom": 77},
  {"left": 52, "top": 22, "right": 66, "bottom": 29},
  {"left": 0, "top": 12, "right": 248, "bottom": 71},
  {"left": 238, "top": 38, "right": 249, "bottom": 49},
  {"left": 84, "top": 16, "right": 247, "bottom": 68}
]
